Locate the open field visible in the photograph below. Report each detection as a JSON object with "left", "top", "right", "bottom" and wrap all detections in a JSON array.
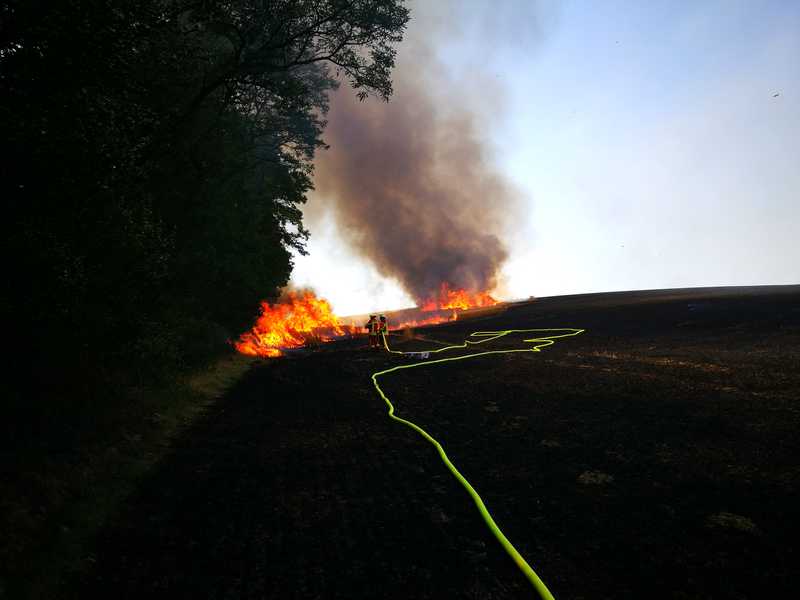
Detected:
[{"left": 66, "top": 286, "right": 799, "bottom": 599}]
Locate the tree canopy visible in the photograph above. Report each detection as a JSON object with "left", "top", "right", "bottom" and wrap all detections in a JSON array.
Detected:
[{"left": 1, "top": 0, "right": 409, "bottom": 399}]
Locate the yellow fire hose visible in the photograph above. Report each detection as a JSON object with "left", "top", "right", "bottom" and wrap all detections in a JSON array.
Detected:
[{"left": 373, "top": 328, "right": 585, "bottom": 599}]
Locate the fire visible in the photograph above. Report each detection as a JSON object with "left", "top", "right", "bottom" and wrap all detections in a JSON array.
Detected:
[
  {"left": 392, "top": 311, "right": 460, "bottom": 330},
  {"left": 235, "top": 284, "right": 499, "bottom": 357},
  {"left": 235, "top": 290, "right": 356, "bottom": 358},
  {"left": 421, "top": 283, "right": 497, "bottom": 312}
]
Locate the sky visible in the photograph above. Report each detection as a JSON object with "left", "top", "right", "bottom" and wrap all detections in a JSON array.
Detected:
[{"left": 291, "top": 0, "right": 800, "bottom": 316}]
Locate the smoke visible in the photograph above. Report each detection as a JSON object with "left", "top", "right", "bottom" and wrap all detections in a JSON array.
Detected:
[{"left": 313, "top": 1, "right": 532, "bottom": 304}]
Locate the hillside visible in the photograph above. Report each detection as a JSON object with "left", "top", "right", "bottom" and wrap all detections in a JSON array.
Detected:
[{"left": 67, "top": 286, "right": 800, "bottom": 599}]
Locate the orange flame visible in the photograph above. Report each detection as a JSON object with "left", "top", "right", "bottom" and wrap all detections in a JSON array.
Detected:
[
  {"left": 421, "top": 283, "right": 498, "bottom": 312},
  {"left": 235, "top": 291, "right": 356, "bottom": 358},
  {"left": 391, "top": 310, "right": 460, "bottom": 330},
  {"left": 235, "top": 284, "right": 499, "bottom": 357}
]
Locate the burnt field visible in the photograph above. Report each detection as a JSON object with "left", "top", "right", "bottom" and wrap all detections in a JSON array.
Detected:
[{"left": 67, "top": 286, "right": 800, "bottom": 599}]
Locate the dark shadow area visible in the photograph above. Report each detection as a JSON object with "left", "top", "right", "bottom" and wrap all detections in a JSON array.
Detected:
[{"left": 67, "top": 286, "right": 800, "bottom": 599}]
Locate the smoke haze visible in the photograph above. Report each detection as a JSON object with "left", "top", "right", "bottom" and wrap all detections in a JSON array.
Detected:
[{"left": 313, "top": 2, "right": 526, "bottom": 304}]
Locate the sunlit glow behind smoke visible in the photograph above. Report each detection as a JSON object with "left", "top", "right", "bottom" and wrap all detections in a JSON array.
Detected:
[
  {"left": 313, "top": 55, "right": 520, "bottom": 303},
  {"left": 314, "top": 84, "right": 515, "bottom": 304}
]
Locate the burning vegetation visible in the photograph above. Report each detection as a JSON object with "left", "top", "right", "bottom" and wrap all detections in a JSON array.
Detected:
[
  {"left": 235, "top": 285, "right": 498, "bottom": 358},
  {"left": 235, "top": 291, "right": 358, "bottom": 358},
  {"left": 421, "top": 283, "right": 497, "bottom": 312}
]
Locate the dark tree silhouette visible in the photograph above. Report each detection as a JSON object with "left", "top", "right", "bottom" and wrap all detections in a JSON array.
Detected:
[{"left": 0, "top": 0, "right": 409, "bottom": 400}]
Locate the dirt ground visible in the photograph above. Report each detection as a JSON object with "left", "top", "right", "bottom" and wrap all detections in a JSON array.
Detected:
[{"left": 66, "top": 286, "right": 800, "bottom": 599}]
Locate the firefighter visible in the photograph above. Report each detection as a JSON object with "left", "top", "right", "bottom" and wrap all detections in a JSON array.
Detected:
[
  {"left": 379, "top": 315, "right": 388, "bottom": 349},
  {"left": 365, "top": 315, "right": 379, "bottom": 348}
]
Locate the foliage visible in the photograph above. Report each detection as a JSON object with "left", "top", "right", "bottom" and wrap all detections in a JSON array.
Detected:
[{"left": 0, "top": 0, "right": 409, "bottom": 399}]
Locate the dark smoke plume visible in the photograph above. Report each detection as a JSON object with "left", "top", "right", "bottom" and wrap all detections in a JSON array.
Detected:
[{"left": 313, "top": 9, "right": 522, "bottom": 305}]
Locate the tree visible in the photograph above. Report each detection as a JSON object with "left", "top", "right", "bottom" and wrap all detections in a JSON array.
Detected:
[{"left": 1, "top": 0, "right": 410, "bottom": 396}]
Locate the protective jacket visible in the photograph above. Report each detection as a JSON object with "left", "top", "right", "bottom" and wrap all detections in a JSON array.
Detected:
[{"left": 366, "top": 318, "right": 379, "bottom": 335}]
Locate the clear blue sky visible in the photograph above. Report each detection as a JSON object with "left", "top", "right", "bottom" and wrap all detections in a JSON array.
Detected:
[{"left": 292, "top": 0, "right": 800, "bottom": 315}]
